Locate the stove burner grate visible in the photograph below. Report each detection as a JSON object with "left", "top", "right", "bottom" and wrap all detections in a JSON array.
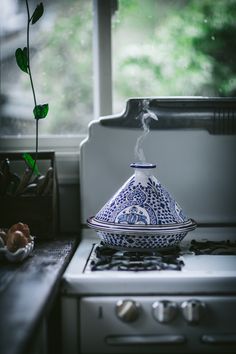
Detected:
[
  {"left": 86, "top": 239, "right": 236, "bottom": 272},
  {"left": 89, "top": 243, "right": 184, "bottom": 271},
  {"left": 190, "top": 240, "right": 236, "bottom": 255}
]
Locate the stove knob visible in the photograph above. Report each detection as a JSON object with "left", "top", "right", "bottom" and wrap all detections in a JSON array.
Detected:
[
  {"left": 181, "top": 300, "right": 206, "bottom": 325},
  {"left": 152, "top": 300, "right": 178, "bottom": 323},
  {"left": 116, "top": 299, "right": 140, "bottom": 322}
]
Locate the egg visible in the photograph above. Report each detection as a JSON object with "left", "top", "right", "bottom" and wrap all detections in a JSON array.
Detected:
[
  {"left": 6, "top": 230, "right": 28, "bottom": 253},
  {"left": 8, "top": 222, "right": 31, "bottom": 242}
]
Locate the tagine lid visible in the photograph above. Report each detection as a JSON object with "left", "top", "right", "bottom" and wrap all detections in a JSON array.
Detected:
[{"left": 91, "top": 162, "right": 196, "bottom": 230}]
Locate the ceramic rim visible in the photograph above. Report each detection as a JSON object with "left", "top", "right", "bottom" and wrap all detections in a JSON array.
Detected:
[
  {"left": 130, "top": 162, "right": 156, "bottom": 169},
  {"left": 87, "top": 216, "right": 197, "bottom": 234}
]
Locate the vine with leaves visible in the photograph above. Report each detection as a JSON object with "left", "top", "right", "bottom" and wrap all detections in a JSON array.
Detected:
[{"left": 15, "top": 1, "right": 49, "bottom": 176}]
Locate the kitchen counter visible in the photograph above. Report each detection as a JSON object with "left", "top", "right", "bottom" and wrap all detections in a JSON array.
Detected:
[{"left": 0, "top": 236, "right": 77, "bottom": 354}]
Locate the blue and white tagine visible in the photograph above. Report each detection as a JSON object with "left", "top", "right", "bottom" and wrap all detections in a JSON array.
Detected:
[{"left": 87, "top": 163, "right": 197, "bottom": 250}]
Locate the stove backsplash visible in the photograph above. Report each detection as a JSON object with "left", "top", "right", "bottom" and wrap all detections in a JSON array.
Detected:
[{"left": 80, "top": 98, "right": 236, "bottom": 230}]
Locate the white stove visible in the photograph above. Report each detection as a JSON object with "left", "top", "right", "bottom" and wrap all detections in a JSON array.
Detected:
[
  {"left": 63, "top": 228, "right": 236, "bottom": 295},
  {"left": 61, "top": 98, "right": 236, "bottom": 354}
]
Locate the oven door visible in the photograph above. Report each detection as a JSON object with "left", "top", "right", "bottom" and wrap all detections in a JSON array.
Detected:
[{"left": 79, "top": 295, "right": 236, "bottom": 354}]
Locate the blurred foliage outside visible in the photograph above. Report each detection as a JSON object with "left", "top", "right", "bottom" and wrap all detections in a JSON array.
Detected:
[
  {"left": 31, "top": 0, "right": 93, "bottom": 134},
  {"left": 113, "top": 0, "right": 236, "bottom": 112},
  {"left": 18, "top": 0, "right": 236, "bottom": 134}
]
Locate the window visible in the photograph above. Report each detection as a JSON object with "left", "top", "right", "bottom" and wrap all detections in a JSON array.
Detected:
[
  {"left": 112, "top": 0, "right": 236, "bottom": 114},
  {"left": 1, "top": 0, "right": 236, "bottom": 139},
  {"left": 1, "top": 0, "right": 93, "bottom": 136}
]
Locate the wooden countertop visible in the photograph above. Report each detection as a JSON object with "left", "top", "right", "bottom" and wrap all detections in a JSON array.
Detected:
[{"left": 0, "top": 237, "right": 77, "bottom": 354}]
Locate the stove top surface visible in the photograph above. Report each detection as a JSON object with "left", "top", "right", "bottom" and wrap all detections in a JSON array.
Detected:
[
  {"left": 62, "top": 228, "right": 236, "bottom": 295},
  {"left": 87, "top": 239, "right": 236, "bottom": 272}
]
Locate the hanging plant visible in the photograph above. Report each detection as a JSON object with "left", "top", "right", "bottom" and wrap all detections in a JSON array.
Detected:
[
  {"left": 15, "top": 1, "right": 49, "bottom": 176},
  {"left": 0, "top": 1, "right": 56, "bottom": 247}
]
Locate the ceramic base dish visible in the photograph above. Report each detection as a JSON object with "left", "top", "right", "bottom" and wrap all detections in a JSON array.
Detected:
[{"left": 87, "top": 216, "right": 196, "bottom": 250}]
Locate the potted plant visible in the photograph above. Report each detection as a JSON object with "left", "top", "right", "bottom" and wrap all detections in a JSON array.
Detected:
[
  {"left": 15, "top": 1, "right": 49, "bottom": 172},
  {"left": 0, "top": 1, "right": 58, "bottom": 243}
]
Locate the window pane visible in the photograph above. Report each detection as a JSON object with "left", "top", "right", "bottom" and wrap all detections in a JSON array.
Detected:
[
  {"left": 112, "top": 0, "right": 236, "bottom": 113},
  {"left": 0, "top": 0, "right": 93, "bottom": 136}
]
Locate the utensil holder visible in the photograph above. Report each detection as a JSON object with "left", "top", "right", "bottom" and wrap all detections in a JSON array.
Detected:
[{"left": 0, "top": 151, "right": 59, "bottom": 239}]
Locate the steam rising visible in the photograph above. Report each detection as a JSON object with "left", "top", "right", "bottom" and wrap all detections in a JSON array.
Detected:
[{"left": 134, "top": 100, "right": 158, "bottom": 163}]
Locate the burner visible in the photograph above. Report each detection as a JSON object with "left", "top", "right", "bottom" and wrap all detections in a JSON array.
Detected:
[
  {"left": 118, "top": 261, "right": 160, "bottom": 271},
  {"left": 89, "top": 242, "right": 184, "bottom": 271},
  {"left": 190, "top": 240, "right": 236, "bottom": 255}
]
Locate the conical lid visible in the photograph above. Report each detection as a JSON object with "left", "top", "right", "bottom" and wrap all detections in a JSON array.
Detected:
[{"left": 92, "top": 163, "right": 192, "bottom": 229}]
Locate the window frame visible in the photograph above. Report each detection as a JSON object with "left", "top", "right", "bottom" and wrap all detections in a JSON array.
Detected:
[{"left": 0, "top": 0, "right": 116, "bottom": 155}]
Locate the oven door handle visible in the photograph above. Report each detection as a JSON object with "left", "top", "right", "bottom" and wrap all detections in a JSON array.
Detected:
[
  {"left": 106, "top": 334, "right": 186, "bottom": 346},
  {"left": 202, "top": 334, "right": 236, "bottom": 344}
]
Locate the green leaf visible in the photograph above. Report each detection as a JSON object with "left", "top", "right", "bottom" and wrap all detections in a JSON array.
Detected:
[
  {"left": 31, "top": 3, "right": 44, "bottom": 25},
  {"left": 33, "top": 104, "right": 49, "bottom": 119},
  {"left": 15, "top": 47, "right": 28, "bottom": 73},
  {"left": 22, "top": 153, "right": 40, "bottom": 176}
]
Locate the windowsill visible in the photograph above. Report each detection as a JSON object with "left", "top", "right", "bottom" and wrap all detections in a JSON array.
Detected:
[{"left": 0, "top": 134, "right": 86, "bottom": 153}]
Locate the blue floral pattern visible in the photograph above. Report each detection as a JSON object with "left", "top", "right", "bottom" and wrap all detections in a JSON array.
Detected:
[
  {"left": 116, "top": 206, "right": 148, "bottom": 225},
  {"left": 95, "top": 174, "right": 188, "bottom": 225},
  {"left": 97, "top": 230, "right": 187, "bottom": 250}
]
